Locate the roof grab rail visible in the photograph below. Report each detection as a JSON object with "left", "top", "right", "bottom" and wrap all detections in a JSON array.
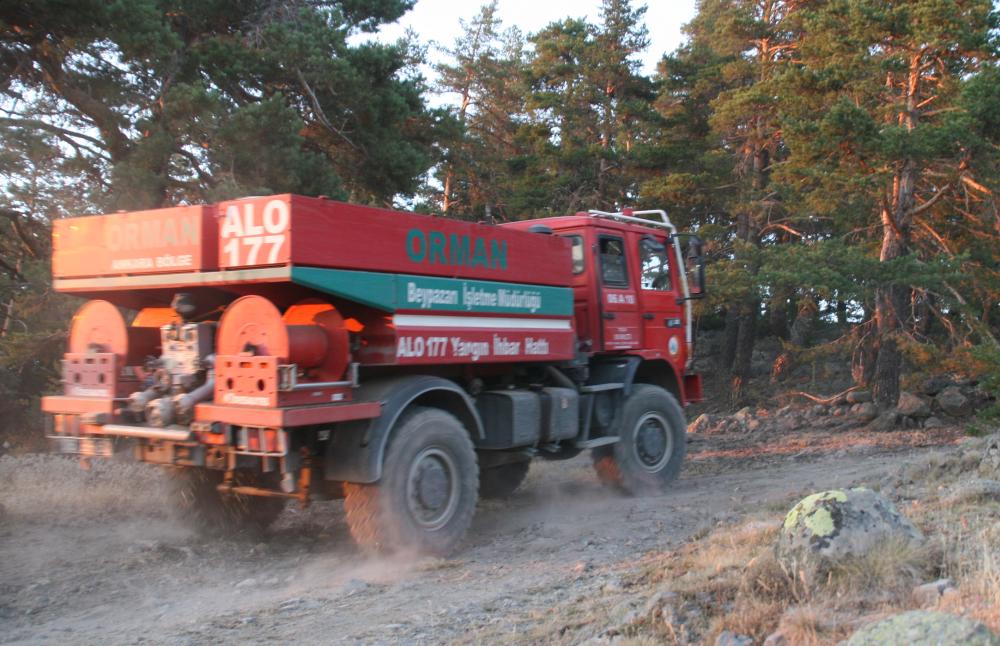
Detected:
[{"left": 587, "top": 209, "right": 677, "bottom": 235}]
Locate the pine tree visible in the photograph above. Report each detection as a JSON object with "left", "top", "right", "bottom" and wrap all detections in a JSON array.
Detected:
[
  {"left": 523, "top": 0, "right": 656, "bottom": 214},
  {"left": 773, "top": 0, "right": 999, "bottom": 407},
  {"left": 0, "top": 0, "right": 438, "bottom": 209},
  {"left": 434, "top": 2, "right": 532, "bottom": 219}
]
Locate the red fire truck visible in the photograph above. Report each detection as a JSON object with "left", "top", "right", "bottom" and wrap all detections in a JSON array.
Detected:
[{"left": 43, "top": 196, "right": 704, "bottom": 554}]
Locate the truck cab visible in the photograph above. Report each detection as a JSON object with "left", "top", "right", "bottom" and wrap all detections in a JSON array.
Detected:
[{"left": 503, "top": 209, "right": 705, "bottom": 404}]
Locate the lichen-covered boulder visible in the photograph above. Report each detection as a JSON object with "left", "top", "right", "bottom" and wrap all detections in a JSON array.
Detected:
[
  {"left": 776, "top": 487, "right": 923, "bottom": 573},
  {"left": 844, "top": 611, "right": 1000, "bottom": 646}
]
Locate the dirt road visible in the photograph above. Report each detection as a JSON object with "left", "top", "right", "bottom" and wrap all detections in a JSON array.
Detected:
[{"left": 0, "top": 431, "right": 954, "bottom": 645}]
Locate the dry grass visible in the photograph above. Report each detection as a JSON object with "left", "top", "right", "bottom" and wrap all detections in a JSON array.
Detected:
[
  {"left": 608, "top": 442, "right": 1000, "bottom": 644},
  {"left": 930, "top": 501, "right": 1000, "bottom": 633},
  {"left": 825, "top": 536, "right": 939, "bottom": 598},
  {"left": 0, "top": 453, "right": 168, "bottom": 523}
]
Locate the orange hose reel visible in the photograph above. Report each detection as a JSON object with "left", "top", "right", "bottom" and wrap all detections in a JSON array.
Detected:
[
  {"left": 68, "top": 300, "right": 179, "bottom": 369},
  {"left": 216, "top": 295, "right": 350, "bottom": 381}
]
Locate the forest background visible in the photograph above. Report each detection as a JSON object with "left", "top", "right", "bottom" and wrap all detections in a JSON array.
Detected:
[{"left": 1, "top": 0, "right": 999, "bottom": 444}]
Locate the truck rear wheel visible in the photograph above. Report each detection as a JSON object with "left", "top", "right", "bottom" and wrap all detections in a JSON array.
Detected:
[
  {"left": 479, "top": 461, "right": 530, "bottom": 499},
  {"left": 171, "top": 469, "right": 286, "bottom": 534},
  {"left": 592, "top": 384, "right": 686, "bottom": 495},
  {"left": 343, "top": 407, "right": 478, "bottom": 556}
]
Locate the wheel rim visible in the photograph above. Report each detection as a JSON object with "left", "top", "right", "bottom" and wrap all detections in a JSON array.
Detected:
[
  {"left": 406, "top": 446, "right": 460, "bottom": 530},
  {"left": 633, "top": 412, "right": 672, "bottom": 473}
]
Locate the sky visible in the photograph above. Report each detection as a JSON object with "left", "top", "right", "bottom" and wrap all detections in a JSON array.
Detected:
[{"left": 371, "top": 0, "right": 698, "bottom": 81}]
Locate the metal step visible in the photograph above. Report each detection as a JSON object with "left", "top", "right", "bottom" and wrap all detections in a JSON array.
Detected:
[
  {"left": 579, "top": 382, "right": 624, "bottom": 393},
  {"left": 574, "top": 436, "right": 620, "bottom": 449}
]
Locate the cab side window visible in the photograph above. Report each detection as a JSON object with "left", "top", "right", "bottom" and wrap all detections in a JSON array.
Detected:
[
  {"left": 639, "top": 237, "right": 672, "bottom": 291},
  {"left": 599, "top": 236, "right": 628, "bottom": 287}
]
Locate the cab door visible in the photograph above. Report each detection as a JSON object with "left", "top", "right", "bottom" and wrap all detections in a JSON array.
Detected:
[
  {"left": 596, "top": 231, "right": 641, "bottom": 350},
  {"left": 635, "top": 233, "right": 685, "bottom": 361}
]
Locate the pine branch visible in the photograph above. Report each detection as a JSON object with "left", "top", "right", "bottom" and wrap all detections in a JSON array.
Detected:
[
  {"left": 0, "top": 116, "right": 110, "bottom": 159},
  {"left": 788, "top": 385, "right": 861, "bottom": 405},
  {"left": 294, "top": 68, "right": 361, "bottom": 153},
  {"left": 910, "top": 183, "right": 950, "bottom": 216}
]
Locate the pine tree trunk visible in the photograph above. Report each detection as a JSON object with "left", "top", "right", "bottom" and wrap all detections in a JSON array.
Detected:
[
  {"left": 443, "top": 86, "right": 472, "bottom": 215},
  {"left": 771, "top": 295, "right": 816, "bottom": 383},
  {"left": 871, "top": 54, "right": 922, "bottom": 410},
  {"left": 720, "top": 307, "right": 739, "bottom": 372},
  {"left": 0, "top": 258, "right": 21, "bottom": 338},
  {"left": 836, "top": 299, "right": 847, "bottom": 326},
  {"left": 730, "top": 301, "right": 758, "bottom": 402},
  {"left": 442, "top": 172, "right": 453, "bottom": 214},
  {"left": 769, "top": 288, "right": 790, "bottom": 339}
]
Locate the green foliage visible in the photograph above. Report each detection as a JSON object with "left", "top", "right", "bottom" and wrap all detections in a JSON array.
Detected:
[
  {"left": 0, "top": 0, "right": 441, "bottom": 442},
  {"left": 2, "top": 0, "right": 1000, "bottom": 438},
  {"left": 432, "top": 0, "right": 659, "bottom": 218},
  {"left": 0, "top": 0, "right": 438, "bottom": 208},
  {"left": 969, "top": 345, "right": 1000, "bottom": 421}
]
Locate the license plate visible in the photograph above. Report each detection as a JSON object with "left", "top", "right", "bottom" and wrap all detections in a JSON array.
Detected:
[{"left": 48, "top": 435, "right": 114, "bottom": 457}]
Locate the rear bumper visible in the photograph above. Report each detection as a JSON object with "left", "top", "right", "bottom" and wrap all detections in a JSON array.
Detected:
[
  {"left": 194, "top": 401, "right": 381, "bottom": 427},
  {"left": 41, "top": 395, "right": 118, "bottom": 416}
]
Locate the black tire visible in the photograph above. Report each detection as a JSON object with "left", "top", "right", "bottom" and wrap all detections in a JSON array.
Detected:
[
  {"left": 171, "top": 468, "right": 286, "bottom": 534},
  {"left": 591, "top": 384, "right": 686, "bottom": 495},
  {"left": 479, "top": 461, "right": 530, "bottom": 499},
  {"left": 343, "top": 407, "right": 478, "bottom": 556}
]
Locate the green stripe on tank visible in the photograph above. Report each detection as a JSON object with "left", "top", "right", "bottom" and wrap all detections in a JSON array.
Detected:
[{"left": 290, "top": 266, "right": 572, "bottom": 316}]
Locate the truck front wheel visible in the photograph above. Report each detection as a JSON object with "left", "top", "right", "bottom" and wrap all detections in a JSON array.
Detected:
[
  {"left": 343, "top": 407, "right": 479, "bottom": 556},
  {"left": 592, "top": 385, "right": 686, "bottom": 495}
]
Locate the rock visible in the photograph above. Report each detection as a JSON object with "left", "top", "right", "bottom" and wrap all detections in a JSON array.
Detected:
[
  {"left": 851, "top": 402, "right": 878, "bottom": 422},
  {"left": 733, "top": 407, "right": 752, "bottom": 422},
  {"left": 924, "top": 416, "right": 945, "bottom": 429},
  {"left": 844, "top": 610, "right": 1000, "bottom": 646},
  {"left": 343, "top": 578, "right": 369, "bottom": 594},
  {"left": 866, "top": 411, "right": 899, "bottom": 432},
  {"left": 279, "top": 597, "right": 304, "bottom": 611},
  {"left": 937, "top": 387, "right": 970, "bottom": 417},
  {"left": 811, "top": 404, "right": 828, "bottom": 417},
  {"left": 897, "top": 391, "right": 931, "bottom": 418},
  {"left": 601, "top": 578, "right": 624, "bottom": 594},
  {"left": 775, "top": 414, "right": 804, "bottom": 432},
  {"left": 981, "top": 436, "right": 1000, "bottom": 475},
  {"left": 912, "top": 578, "right": 957, "bottom": 606},
  {"left": 746, "top": 418, "right": 762, "bottom": 432},
  {"left": 776, "top": 487, "right": 923, "bottom": 575},
  {"left": 716, "top": 631, "right": 753, "bottom": 646},
  {"left": 763, "top": 632, "right": 789, "bottom": 646},
  {"left": 923, "top": 375, "right": 956, "bottom": 397},
  {"left": 944, "top": 479, "right": 1000, "bottom": 504},
  {"left": 605, "top": 599, "right": 641, "bottom": 631},
  {"left": 642, "top": 589, "right": 674, "bottom": 611},
  {"left": 688, "top": 413, "right": 715, "bottom": 434},
  {"left": 832, "top": 406, "right": 847, "bottom": 417},
  {"left": 846, "top": 390, "right": 872, "bottom": 404}
]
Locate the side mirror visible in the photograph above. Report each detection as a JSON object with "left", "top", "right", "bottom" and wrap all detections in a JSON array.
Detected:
[
  {"left": 640, "top": 234, "right": 666, "bottom": 253},
  {"left": 674, "top": 234, "right": 706, "bottom": 300}
]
